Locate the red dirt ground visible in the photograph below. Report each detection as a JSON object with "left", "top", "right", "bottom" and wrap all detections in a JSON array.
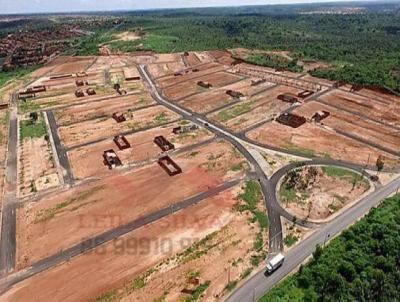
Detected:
[
  {"left": 54, "top": 93, "right": 155, "bottom": 126},
  {"left": 247, "top": 121, "right": 400, "bottom": 168},
  {"left": 157, "top": 63, "right": 226, "bottom": 88},
  {"left": 68, "top": 123, "right": 214, "bottom": 179},
  {"left": 293, "top": 101, "right": 400, "bottom": 153},
  {"left": 16, "top": 140, "right": 246, "bottom": 268},
  {"left": 164, "top": 72, "right": 244, "bottom": 100},
  {"left": 47, "top": 57, "right": 96, "bottom": 75},
  {"left": 58, "top": 105, "right": 180, "bottom": 148},
  {"left": 7, "top": 186, "right": 242, "bottom": 302},
  {"left": 319, "top": 90, "right": 400, "bottom": 126}
]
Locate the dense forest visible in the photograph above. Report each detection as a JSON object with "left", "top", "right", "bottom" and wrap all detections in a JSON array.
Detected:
[
  {"left": 74, "top": 3, "right": 400, "bottom": 93},
  {"left": 261, "top": 194, "right": 400, "bottom": 301}
]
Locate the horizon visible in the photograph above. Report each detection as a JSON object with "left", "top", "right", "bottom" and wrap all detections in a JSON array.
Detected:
[{"left": 0, "top": 0, "right": 387, "bottom": 15}]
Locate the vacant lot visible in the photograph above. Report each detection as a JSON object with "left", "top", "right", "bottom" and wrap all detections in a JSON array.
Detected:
[
  {"left": 319, "top": 90, "right": 400, "bottom": 127},
  {"left": 293, "top": 101, "right": 400, "bottom": 153},
  {"left": 209, "top": 85, "right": 302, "bottom": 131},
  {"left": 54, "top": 93, "right": 155, "bottom": 126},
  {"left": 68, "top": 122, "right": 214, "bottom": 179},
  {"left": 164, "top": 72, "right": 243, "bottom": 100},
  {"left": 16, "top": 140, "right": 248, "bottom": 267},
  {"left": 247, "top": 121, "right": 400, "bottom": 168},
  {"left": 59, "top": 105, "right": 180, "bottom": 148},
  {"left": 279, "top": 166, "right": 370, "bottom": 220}
]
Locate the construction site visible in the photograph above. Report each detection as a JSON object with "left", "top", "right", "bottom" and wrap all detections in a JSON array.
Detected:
[{"left": 0, "top": 48, "right": 398, "bottom": 302}]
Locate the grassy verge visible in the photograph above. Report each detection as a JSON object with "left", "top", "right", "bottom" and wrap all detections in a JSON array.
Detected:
[
  {"left": 20, "top": 118, "right": 47, "bottom": 140},
  {"left": 216, "top": 102, "right": 254, "bottom": 123}
]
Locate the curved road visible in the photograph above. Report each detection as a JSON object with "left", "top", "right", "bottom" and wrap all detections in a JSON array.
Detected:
[{"left": 139, "top": 65, "right": 400, "bottom": 301}]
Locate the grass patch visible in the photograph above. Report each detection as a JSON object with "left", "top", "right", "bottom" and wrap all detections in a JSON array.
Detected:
[
  {"left": 280, "top": 185, "right": 297, "bottom": 203},
  {"left": 225, "top": 280, "right": 238, "bottom": 292},
  {"left": 286, "top": 142, "right": 315, "bottom": 157},
  {"left": 34, "top": 186, "right": 103, "bottom": 223},
  {"left": 236, "top": 180, "right": 269, "bottom": 229},
  {"left": 216, "top": 102, "right": 254, "bottom": 123},
  {"left": 184, "top": 281, "right": 211, "bottom": 302},
  {"left": 245, "top": 53, "right": 303, "bottom": 73},
  {"left": 18, "top": 100, "right": 41, "bottom": 114},
  {"left": 284, "top": 233, "right": 299, "bottom": 247},
  {"left": 20, "top": 118, "right": 46, "bottom": 139}
]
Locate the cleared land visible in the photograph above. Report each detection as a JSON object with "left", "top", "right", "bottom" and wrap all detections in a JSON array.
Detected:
[
  {"left": 279, "top": 166, "right": 370, "bottom": 220},
  {"left": 318, "top": 89, "right": 400, "bottom": 127},
  {"left": 68, "top": 122, "right": 214, "bottom": 179},
  {"left": 59, "top": 105, "right": 180, "bottom": 148},
  {"left": 54, "top": 93, "right": 155, "bottom": 126},
  {"left": 16, "top": 140, "right": 248, "bottom": 268},
  {"left": 293, "top": 101, "right": 400, "bottom": 153},
  {"left": 7, "top": 183, "right": 266, "bottom": 302},
  {"left": 208, "top": 85, "right": 302, "bottom": 131},
  {"left": 247, "top": 121, "right": 400, "bottom": 168}
]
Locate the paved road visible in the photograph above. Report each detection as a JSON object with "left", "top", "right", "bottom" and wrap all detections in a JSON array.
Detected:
[
  {"left": 139, "top": 65, "right": 285, "bottom": 252},
  {"left": 45, "top": 111, "right": 74, "bottom": 185},
  {"left": 0, "top": 94, "right": 19, "bottom": 276},
  {"left": 226, "top": 176, "right": 400, "bottom": 302},
  {"left": 0, "top": 178, "right": 242, "bottom": 294}
]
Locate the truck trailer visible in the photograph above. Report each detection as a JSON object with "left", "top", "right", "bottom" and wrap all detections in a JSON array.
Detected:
[{"left": 266, "top": 253, "right": 285, "bottom": 274}]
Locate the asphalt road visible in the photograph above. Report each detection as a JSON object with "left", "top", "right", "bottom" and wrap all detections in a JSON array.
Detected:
[
  {"left": 226, "top": 176, "right": 400, "bottom": 302},
  {"left": 139, "top": 65, "right": 284, "bottom": 252},
  {"left": 139, "top": 65, "right": 400, "bottom": 301},
  {"left": 0, "top": 178, "right": 241, "bottom": 294},
  {"left": 0, "top": 94, "right": 18, "bottom": 276},
  {"left": 45, "top": 110, "right": 74, "bottom": 185}
]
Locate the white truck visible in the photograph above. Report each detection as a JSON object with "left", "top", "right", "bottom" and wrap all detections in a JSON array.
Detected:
[{"left": 266, "top": 253, "right": 285, "bottom": 274}]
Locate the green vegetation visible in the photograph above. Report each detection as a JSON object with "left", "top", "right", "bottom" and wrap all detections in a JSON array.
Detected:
[
  {"left": 34, "top": 186, "right": 103, "bottom": 223},
  {"left": 285, "top": 142, "right": 315, "bottom": 157},
  {"left": 20, "top": 118, "right": 47, "bottom": 140},
  {"left": 245, "top": 53, "right": 302, "bottom": 73},
  {"left": 18, "top": 100, "right": 41, "bottom": 114},
  {"left": 0, "top": 66, "right": 38, "bottom": 89},
  {"left": 280, "top": 185, "right": 297, "bottom": 203},
  {"left": 216, "top": 102, "right": 253, "bottom": 123},
  {"left": 261, "top": 194, "right": 400, "bottom": 301},
  {"left": 321, "top": 165, "right": 369, "bottom": 188},
  {"left": 284, "top": 233, "right": 299, "bottom": 247},
  {"left": 225, "top": 280, "right": 238, "bottom": 292},
  {"left": 236, "top": 180, "right": 269, "bottom": 229},
  {"left": 184, "top": 281, "right": 211, "bottom": 302},
  {"left": 109, "top": 35, "right": 179, "bottom": 53}
]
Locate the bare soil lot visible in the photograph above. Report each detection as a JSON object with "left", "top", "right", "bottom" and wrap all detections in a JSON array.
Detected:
[
  {"left": 16, "top": 140, "right": 247, "bottom": 267},
  {"left": 54, "top": 93, "right": 155, "bottom": 126},
  {"left": 208, "top": 85, "right": 302, "bottom": 132},
  {"left": 179, "top": 89, "right": 233, "bottom": 114},
  {"left": 147, "top": 61, "right": 186, "bottom": 79},
  {"left": 163, "top": 72, "right": 243, "bottom": 100},
  {"left": 293, "top": 101, "right": 400, "bottom": 153},
  {"left": 184, "top": 52, "right": 202, "bottom": 66},
  {"left": 157, "top": 63, "right": 226, "bottom": 88},
  {"left": 18, "top": 136, "right": 59, "bottom": 197},
  {"left": 47, "top": 57, "right": 96, "bottom": 75},
  {"left": 59, "top": 105, "right": 180, "bottom": 148},
  {"left": 319, "top": 90, "right": 400, "bottom": 126},
  {"left": 247, "top": 121, "right": 400, "bottom": 168},
  {"left": 8, "top": 181, "right": 267, "bottom": 302},
  {"left": 68, "top": 123, "right": 214, "bottom": 179},
  {"left": 279, "top": 166, "right": 370, "bottom": 220},
  {"left": 86, "top": 56, "right": 128, "bottom": 73}
]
